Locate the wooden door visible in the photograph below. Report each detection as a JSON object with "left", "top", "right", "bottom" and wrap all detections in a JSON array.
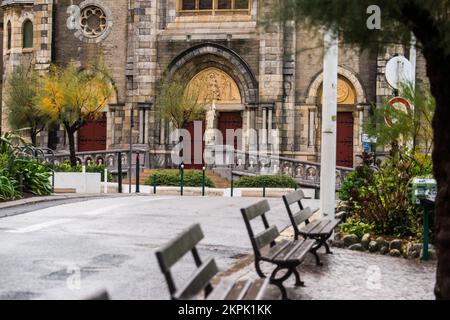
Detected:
[
  {"left": 336, "top": 112, "right": 354, "bottom": 168},
  {"left": 78, "top": 113, "right": 107, "bottom": 152},
  {"left": 218, "top": 112, "right": 243, "bottom": 149},
  {"left": 183, "top": 120, "right": 205, "bottom": 170}
]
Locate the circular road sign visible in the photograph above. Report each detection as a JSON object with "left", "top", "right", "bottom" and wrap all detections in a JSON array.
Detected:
[{"left": 385, "top": 56, "right": 414, "bottom": 90}]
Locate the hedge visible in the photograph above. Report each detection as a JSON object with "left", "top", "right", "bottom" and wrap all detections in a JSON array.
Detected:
[
  {"left": 144, "top": 170, "right": 215, "bottom": 188},
  {"left": 234, "top": 175, "right": 298, "bottom": 189}
]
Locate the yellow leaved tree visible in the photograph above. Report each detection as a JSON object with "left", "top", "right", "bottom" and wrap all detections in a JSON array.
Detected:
[{"left": 40, "top": 63, "right": 113, "bottom": 166}]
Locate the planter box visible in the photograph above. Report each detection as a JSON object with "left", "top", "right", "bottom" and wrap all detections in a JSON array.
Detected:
[{"left": 52, "top": 172, "right": 101, "bottom": 194}]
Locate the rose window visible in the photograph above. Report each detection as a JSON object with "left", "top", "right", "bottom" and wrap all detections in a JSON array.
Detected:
[{"left": 80, "top": 6, "right": 107, "bottom": 38}]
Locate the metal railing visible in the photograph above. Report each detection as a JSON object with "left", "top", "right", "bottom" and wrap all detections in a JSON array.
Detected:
[
  {"left": 51, "top": 148, "right": 149, "bottom": 173},
  {"left": 210, "top": 148, "right": 354, "bottom": 190}
]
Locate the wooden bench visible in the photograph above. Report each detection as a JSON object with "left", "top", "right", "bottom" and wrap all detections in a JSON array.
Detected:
[
  {"left": 241, "top": 200, "right": 316, "bottom": 300},
  {"left": 282, "top": 190, "right": 342, "bottom": 266},
  {"left": 155, "top": 224, "right": 269, "bottom": 300},
  {"left": 85, "top": 290, "right": 111, "bottom": 300}
]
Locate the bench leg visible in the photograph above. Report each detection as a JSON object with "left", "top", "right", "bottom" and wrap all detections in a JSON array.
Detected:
[
  {"left": 293, "top": 268, "right": 305, "bottom": 287},
  {"left": 255, "top": 259, "right": 267, "bottom": 279},
  {"left": 323, "top": 239, "right": 333, "bottom": 255},
  {"left": 311, "top": 246, "right": 324, "bottom": 267},
  {"left": 317, "top": 235, "right": 333, "bottom": 254},
  {"left": 270, "top": 266, "right": 294, "bottom": 300}
]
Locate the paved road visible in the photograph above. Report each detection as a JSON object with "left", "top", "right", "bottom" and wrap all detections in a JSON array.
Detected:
[{"left": 0, "top": 195, "right": 300, "bottom": 300}]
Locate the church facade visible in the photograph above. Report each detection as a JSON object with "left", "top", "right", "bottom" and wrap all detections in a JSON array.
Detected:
[{"left": 0, "top": 0, "right": 427, "bottom": 169}]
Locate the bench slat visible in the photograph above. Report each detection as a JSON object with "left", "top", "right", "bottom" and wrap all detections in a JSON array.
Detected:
[
  {"left": 255, "top": 226, "right": 279, "bottom": 250},
  {"left": 226, "top": 280, "right": 253, "bottom": 300},
  {"left": 300, "top": 220, "right": 322, "bottom": 234},
  {"left": 174, "top": 258, "right": 219, "bottom": 300},
  {"left": 283, "top": 190, "right": 306, "bottom": 205},
  {"left": 283, "top": 239, "right": 315, "bottom": 262},
  {"left": 262, "top": 240, "right": 292, "bottom": 260},
  {"left": 207, "top": 280, "right": 236, "bottom": 300},
  {"left": 156, "top": 224, "right": 204, "bottom": 273},
  {"left": 307, "top": 219, "right": 331, "bottom": 234},
  {"left": 292, "top": 207, "right": 314, "bottom": 226},
  {"left": 242, "top": 200, "right": 271, "bottom": 221},
  {"left": 262, "top": 240, "right": 301, "bottom": 261},
  {"left": 302, "top": 219, "right": 341, "bottom": 236},
  {"left": 244, "top": 279, "right": 269, "bottom": 301}
]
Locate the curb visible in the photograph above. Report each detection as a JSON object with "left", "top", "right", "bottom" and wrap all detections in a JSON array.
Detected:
[{"left": 0, "top": 193, "right": 139, "bottom": 211}]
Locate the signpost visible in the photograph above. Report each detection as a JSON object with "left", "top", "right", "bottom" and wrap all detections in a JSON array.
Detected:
[
  {"left": 412, "top": 178, "right": 437, "bottom": 261},
  {"left": 320, "top": 29, "right": 338, "bottom": 219}
]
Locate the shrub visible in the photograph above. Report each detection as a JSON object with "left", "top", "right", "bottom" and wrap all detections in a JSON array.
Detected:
[
  {"left": 12, "top": 158, "right": 52, "bottom": 196},
  {"left": 144, "top": 170, "right": 215, "bottom": 188},
  {"left": 234, "top": 175, "right": 298, "bottom": 189},
  {"left": 54, "top": 161, "right": 113, "bottom": 181},
  {"left": 0, "top": 132, "right": 53, "bottom": 199},
  {"left": 0, "top": 175, "right": 20, "bottom": 201},
  {"left": 339, "top": 218, "right": 374, "bottom": 239},
  {"left": 339, "top": 147, "right": 433, "bottom": 240}
]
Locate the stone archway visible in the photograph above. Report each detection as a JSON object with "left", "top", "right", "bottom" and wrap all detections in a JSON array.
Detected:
[
  {"left": 306, "top": 69, "right": 367, "bottom": 168},
  {"left": 168, "top": 43, "right": 259, "bottom": 105},
  {"left": 166, "top": 43, "right": 258, "bottom": 167},
  {"left": 306, "top": 66, "right": 367, "bottom": 105}
]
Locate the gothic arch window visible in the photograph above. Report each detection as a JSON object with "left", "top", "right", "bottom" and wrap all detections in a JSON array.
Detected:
[
  {"left": 22, "top": 20, "right": 33, "bottom": 49},
  {"left": 179, "top": 0, "right": 250, "bottom": 13},
  {"left": 7, "top": 21, "right": 11, "bottom": 50}
]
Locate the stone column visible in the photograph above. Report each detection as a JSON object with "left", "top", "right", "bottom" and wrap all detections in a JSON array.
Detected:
[{"left": 262, "top": 107, "right": 267, "bottom": 145}]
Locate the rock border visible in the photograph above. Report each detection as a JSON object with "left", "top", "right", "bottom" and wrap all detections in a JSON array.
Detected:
[{"left": 333, "top": 232, "right": 437, "bottom": 261}]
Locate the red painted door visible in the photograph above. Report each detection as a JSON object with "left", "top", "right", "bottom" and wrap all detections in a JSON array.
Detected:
[
  {"left": 218, "top": 112, "right": 243, "bottom": 149},
  {"left": 78, "top": 114, "right": 107, "bottom": 152},
  {"left": 183, "top": 120, "right": 205, "bottom": 170},
  {"left": 336, "top": 112, "right": 354, "bottom": 168}
]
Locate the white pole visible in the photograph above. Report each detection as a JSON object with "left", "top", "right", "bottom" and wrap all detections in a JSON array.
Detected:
[
  {"left": 410, "top": 33, "right": 417, "bottom": 88},
  {"left": 320, "top": 29, "right": 338, "bottom": 219},
  {"left": 104, "top": 169, "right": 108, "bottom": 194}
]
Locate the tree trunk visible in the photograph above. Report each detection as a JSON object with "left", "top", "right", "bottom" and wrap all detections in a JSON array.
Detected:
[
  {"left": 424, "top": 51, "right": 450, "bottom": 300},
  {"left": 30, "top": 131, "right": 37, "bottom": 147},
  {"left": 66, "top": 127, "right": 77, "bottom": 167}
]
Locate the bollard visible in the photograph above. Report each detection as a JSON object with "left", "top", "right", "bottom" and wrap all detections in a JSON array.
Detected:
[
  {"left": 315, "top": 185, "right": 320, "bottom": 200},
  {"left": 231, "top": 173, "right": 234, "bottom": 198},
  {"left": 104, "top": 169, "right": 108, "bottom": 194},
  {"left": 118, "top": 152, "right": 123, "bottom": 194},
  {"left": 180, "top": 164, "right": 185, "bottom": 196},
  {"left": 202, "top": 167, "right": 206, "bottom": 197},
  {"left": 153, "top": 175, "right": 157, "bottom": 195},
  {"left": 263, "top": 185, "right": 266, "bottom": 198},
  {"left": 136, "top": 153, "right": 140, "bottom": 194}
]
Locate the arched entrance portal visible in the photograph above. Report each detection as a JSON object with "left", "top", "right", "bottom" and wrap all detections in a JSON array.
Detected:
[
  {"left": 184, "top": 67, "right": 244, "bottom": 168},
  {"left": 318, "top": 76, "right": 359, "bottom": 168}
]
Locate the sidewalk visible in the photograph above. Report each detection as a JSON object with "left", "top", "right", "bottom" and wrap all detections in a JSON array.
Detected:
[
  {"left": 220, "top": 232, "right": 437, "bottom": 300},
  {"left": 0, "top": 193, "right": 139, "bottom": 214}
]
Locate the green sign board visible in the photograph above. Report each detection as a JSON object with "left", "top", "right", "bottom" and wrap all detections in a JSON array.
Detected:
[{"left": 411, "top": 178, "right": 437, "bottom": 205}]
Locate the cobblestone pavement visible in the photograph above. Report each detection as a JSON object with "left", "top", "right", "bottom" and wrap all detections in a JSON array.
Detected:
[{"left": 225, "top": 245, "right": 437, "bottom": 300}]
